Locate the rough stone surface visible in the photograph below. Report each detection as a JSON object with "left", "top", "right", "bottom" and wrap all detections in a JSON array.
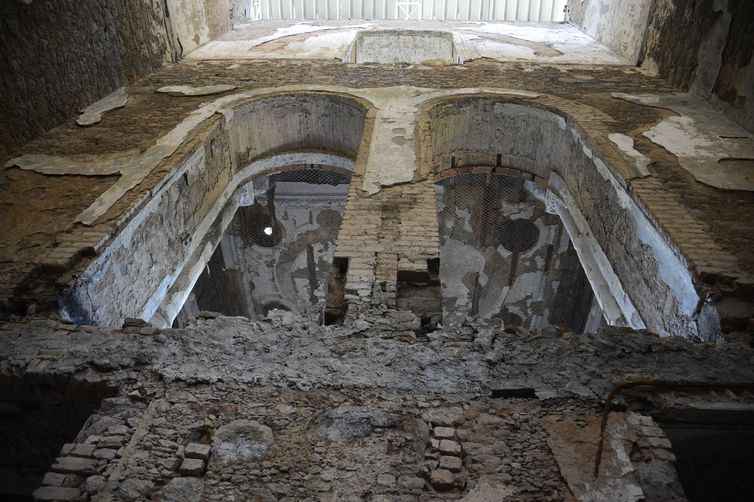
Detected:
[
  {"left": 159, "top": 477, "right": 204, "bottom": 502},
  {"left": 211, "top": 420, "right": 274, "bottom": 463}
]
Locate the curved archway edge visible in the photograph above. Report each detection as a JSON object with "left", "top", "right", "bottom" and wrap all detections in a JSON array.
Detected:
[{"left": 45, "top": 86, "right": 709, "bottom": 338}]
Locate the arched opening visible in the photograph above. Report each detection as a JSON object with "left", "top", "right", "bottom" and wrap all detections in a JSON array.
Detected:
[
  {"left": 436, "top": 170, "right": 595, "bottom": 331},
  {"left": 52, "top": 90, "right": 370, "bottom": 328},
  {"left": 421, "top": 95, "right": 666, "bottom": 333},
  {"left": 174, "top": 165, "right": 353, "bottom": 325}
]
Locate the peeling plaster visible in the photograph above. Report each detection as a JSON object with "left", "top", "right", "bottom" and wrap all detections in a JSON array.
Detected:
[
  {"left": 76, "top": 87, "right": 128, "bottom": 126},
  {"left": 157, "top": 84, "right": 238, "bottom": 96},
  {"left": 5, "top": 150, "right": 137, "bottom": 176},
  {"left": 190, "top": 20, "right": 623, "bottom": 65},
  {"left": 587, "top": 147, "right": 701, "bottom": 322},
  {"left": 608, "top": 133, "right": 651, "bottom": 177},
  {"left": 613, "top": 92, "right": 754, "bottom": 191}
]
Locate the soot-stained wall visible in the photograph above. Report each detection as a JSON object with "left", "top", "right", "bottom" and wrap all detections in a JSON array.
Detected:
[{"left": 0, "top": 0, "right": 231, "bottom": 161}]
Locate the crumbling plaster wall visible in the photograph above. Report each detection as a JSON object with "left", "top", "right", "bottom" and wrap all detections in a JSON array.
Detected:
[
  {"left": 63, "top": 121, "right": 234, "bottom": 325},
  {"left": 567, "top": 0, "right": 654, "bottom": 64},
  {"left": 569, "top": 0, "right": 754, "bottom": 132},
  {"left": 62, "top": 93, "right": 367, "bottom": 326},
  {"left": 0, "top": 0, "right": 231, "bottom": 161},
  {"left": 640, "top": 0, "right": 754, "bottom": 132},
  {"left": 437, "top": 182, "right": 592, "bottom": 331},
  {"left": 213, "top": 191, "right": 347, "bottom": 317},
  {"left": 424, "top": 97, "right": 707, "bottom": 338},
  {"left": 5, "top": 312, "right": 754, "bottom": 500}
]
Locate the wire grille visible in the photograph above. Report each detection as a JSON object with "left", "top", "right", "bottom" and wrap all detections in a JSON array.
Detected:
[
  {"left": 437, "top": 174, "right": 532, "bottom": 249},
  {"left": 270, "top": 169, "right": 351, "bottom": 186}
]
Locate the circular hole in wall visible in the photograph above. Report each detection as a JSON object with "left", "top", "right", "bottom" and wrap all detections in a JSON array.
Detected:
[{"left": 497, "top": 219, "right": 540, "bottom": 253}]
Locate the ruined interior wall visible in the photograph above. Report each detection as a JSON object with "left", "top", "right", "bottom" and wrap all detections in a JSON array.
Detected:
[
  {"left": 231, "top": 94, "right": 366, "bottom": 169},
  {"left": 639, "top": 0, "right": 754, "bottom": 132},
  {"left": 6, "top": 313, "right": 754, "bottom": 501},
  {"left": 437, "top": 182, "right": 592, "bottom": 331},
  {"left": 0, "top": 0, "right": 231, "bottom": 161},
  {"left": 64, "top": 122, "right": 234, "bottom": 326},
  {"left": 426, "top": 98, "right": 703, "bottom": 337},
  {"left": 166, "top": 0, "right": 232, "bottom": 58},
  {"left": 567, "top": 0, "right": 653, "bottom": 64},
  {"left": 0, "top": 0, "right": 169, "bottom": 160},
  {"left": 205, "top": 193, "right": 346, "bottom": 317}
]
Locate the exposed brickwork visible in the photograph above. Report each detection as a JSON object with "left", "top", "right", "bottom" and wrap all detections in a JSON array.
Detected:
[{"left": 336, "top": 178, "right": 440, "bottom": 302}]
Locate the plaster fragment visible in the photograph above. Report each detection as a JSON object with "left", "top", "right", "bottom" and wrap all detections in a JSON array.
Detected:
[
  {"left": 5, "top": 151, "right": 135, "bottom": 176},
  {"left": 157, "top": 85, "right": 238, "bottom": 96},
  {"left": 613, "top": 92, "right": 754, "bottom": 191},
  {"left": 77, "top": 87, "right": 128, "bottom": 127},
  {"left": 608, "top": 133, "right": 651, "bottom": 177}
]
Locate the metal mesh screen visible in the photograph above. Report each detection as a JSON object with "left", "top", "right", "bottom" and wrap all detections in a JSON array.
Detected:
[
  {"left": 437, "top": 174, "right": 532, "bottom": 248},
  {"left": 270, "top": 170, "right": 351, "bottom": 186}
]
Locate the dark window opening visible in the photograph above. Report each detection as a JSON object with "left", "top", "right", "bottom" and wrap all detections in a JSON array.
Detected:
[
  {"left": 396, "top": 269, "right": 442, "bottom": 330},
  {"left": 0, "top": 376, "right": 114, "bottom": 501},
  {"left": 324, "top": 257, "right": 349, "bottom": 325},
  {"left": 657, "top": 410, "right": 754, "bottom": 502}
]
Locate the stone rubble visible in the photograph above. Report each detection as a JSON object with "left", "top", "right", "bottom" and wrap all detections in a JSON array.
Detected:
[{"left": 1, "top": 310, "right": 754, "bottom": 501}]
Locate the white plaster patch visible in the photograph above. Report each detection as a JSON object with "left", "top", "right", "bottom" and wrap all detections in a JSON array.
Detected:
[
  {"left": 189, "top": 20, "right": 623, "bottom": 65},
  {"left": 77, "top": 87, "right": 128, "bottom": 127},
  {"left": 608, "top": 133, "right": 651, "bottom": 177},
  {"left": 5, "top": 151, "right": 136, "bottom": 176},
  {"left": 157, "top": 85, "right": 238, "bottom": 97},
  {"left": 613, "top": 92, "right": 754, "bottom": 191}
]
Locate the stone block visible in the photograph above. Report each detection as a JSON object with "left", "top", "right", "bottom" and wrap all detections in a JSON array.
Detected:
[
  {"left": 52, "top": 456, "right": 98, "bottom": 475},
  {"left": 439, "top": 455, "right": 463, "bottom": 472},
  {"left": 32, "top": 486, "right": 81, "bottom": 501},
  {"left": 84, "top": 475, "right": 106, "bottom": 494},
  {"left": 98, "top": 436, "right": 126, "bottom": 449},
  {"left": 159, "top": 477, "right": 204, "bottom": 502},
  {"left": 433, "top": 426, "right": 456, "bottom": 438},
  {"left": 180, "top": 458, "right": 206, "bottom": 476},
  {"left": 106, "top": 425, "right": 130, "bottom": 435},
  {"left": 94, "top": 448, "right": 118, "bottom": 460},
  {"left": 185, "top": 442, "right": 211, "bottom": 460},
  {"left": 398, "top": 475, "right": 425, "bottom": 490},
  {"left": 423, "top": 407, "right": 465, "bottom": 426},
  {"left": 376, "top": 473, "right": 395, "bottom": 487},
  {"left": 430, "top": 469, "right": 456, "bottom": 491},
  {"left": 71, "top": 443, "right": 97, "bottom": 457},
  {"left": 41, "top": 472, "right": 65, "bottom": 486},
  {"left": 438, "top": 439, "right": 462, "bottom": 455}
]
